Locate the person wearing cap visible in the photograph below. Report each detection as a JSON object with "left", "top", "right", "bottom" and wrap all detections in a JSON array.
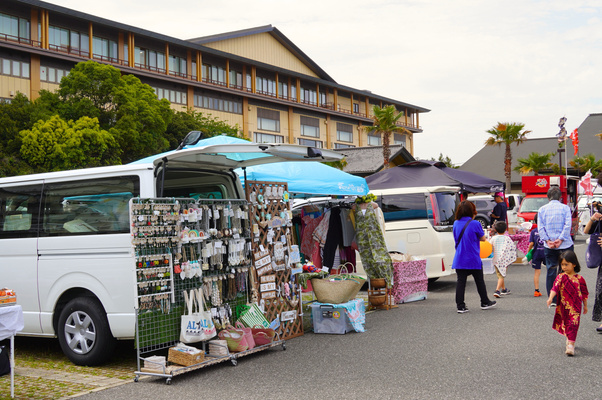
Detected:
[{"left": 490, "top": 192, "right": 508, "bottom": 225}]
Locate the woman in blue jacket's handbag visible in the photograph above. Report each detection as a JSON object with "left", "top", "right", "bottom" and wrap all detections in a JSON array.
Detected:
[{"left": 453, "top": 200, "right": 497, "bottom": 313}]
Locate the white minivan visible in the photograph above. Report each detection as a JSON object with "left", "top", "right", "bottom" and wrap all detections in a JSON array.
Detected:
[
  {"left": 370, "top": 186, "right": 461, "bottom": 280},
  {"left": 0, "top": 141, "right": 341, "bottom": 365}
]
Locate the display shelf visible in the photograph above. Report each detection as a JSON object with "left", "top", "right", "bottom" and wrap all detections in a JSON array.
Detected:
[{"left": 134, "top": 340, "right": 286, "bottom": 384}]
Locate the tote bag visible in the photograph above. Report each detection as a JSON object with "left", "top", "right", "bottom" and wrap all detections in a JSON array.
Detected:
[
  {"left": 586, "top": 223, "right": 602, "bottom": 269},
  {"left": 180, "top": 288, "right": 217, "bottom": 343}
]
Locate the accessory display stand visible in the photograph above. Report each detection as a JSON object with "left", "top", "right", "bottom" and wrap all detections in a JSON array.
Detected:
[
  {"left": 131, "top": 197, "right": 284, "bottom": 385},
  {"left": 367, "top": 279, "right": 397, "bottom": 311},
  {"left": 246, "top": 181, "right": 303, "bottom": 340}
]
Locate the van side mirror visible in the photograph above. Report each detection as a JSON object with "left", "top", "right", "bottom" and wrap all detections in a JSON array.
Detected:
[{"left": 176, "top": 131, "right": 204, "bottom": 150}]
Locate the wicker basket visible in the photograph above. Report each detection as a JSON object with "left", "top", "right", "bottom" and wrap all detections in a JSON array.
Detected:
[
  {"left": 370, "top": 278, "right": 386, "bottom": 289},
  {"left": 168, "top": 347, "right": 205, "bottom": 366},
  {"left": 368, "top": 294, "right": 386, "bottom": 306},
  {"left": 311, "top": 276, "right": 364, "bottom": 304}
]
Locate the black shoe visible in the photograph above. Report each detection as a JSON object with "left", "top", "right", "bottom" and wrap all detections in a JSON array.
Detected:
[
  {"left": 480, "top": 301, "right": 497, "bottom": 310},
  {"left": 596, "top": 326, "right": 602, "bottom": 333},
  {"left": 457, "top": 306, "right": 469, "bottom": 313}
]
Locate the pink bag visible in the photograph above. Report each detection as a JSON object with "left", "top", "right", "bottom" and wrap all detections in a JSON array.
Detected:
[
  {"left": 217, "top": 327, "right": 249, "bottom": 353},
  {"left": 235, "top": 322, "right": 255, "bottom": 350},
  {"left": 251, "top": 325, "right": 276, "bottom": 346}
]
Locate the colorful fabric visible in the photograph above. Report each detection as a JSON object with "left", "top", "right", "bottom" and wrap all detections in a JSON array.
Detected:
[
  {"left": 551, "top": 273, "right": 589, "bottom": 341},
  {"left": 452, "top": 217, "right": 485, "bottom": 270},
  {"left": 354, "top": 204, "right": 393, "bottom": 285},
  {"left": 301, "top": 214, "right": 323, "bottom": 257},
  {"left": 392, "top": 260, "right": 428, "bottom": 303},
  {"left": 538, "top": 200, "right": 573, "bottom": 249},
  {"left": 314, "top": 298, "right": 366, "bottom": 332},
  {"left": 508, "top": 232, "right": 530, "bottom": 255},
  {"left": 490, "top": 234, "right": 517, "bottom": 277},
  {"left": 312, "top": 211, "right": 331, "bottom": 246}
]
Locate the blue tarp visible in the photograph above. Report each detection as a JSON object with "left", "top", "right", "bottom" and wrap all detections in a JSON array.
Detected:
[
  {"left": 132, "top": 136, "right": 368, "bottom": 197},
  {"left": 235, "top": 162, "right": 368, "bottom": 198}
]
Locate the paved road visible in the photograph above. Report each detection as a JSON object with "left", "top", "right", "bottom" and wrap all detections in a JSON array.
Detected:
[{"left": 79, "top": 236, "right": 602, "bottom": 400}]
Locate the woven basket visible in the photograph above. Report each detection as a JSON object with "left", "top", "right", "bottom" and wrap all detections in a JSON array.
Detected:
[
  {"left": 368, "top": 294, "right": 386, "bottom": 306},
  {"left": 168, "top": 347, "right": 204, "bottom": 366},
  {"left": 311, "top": 276, "right": 363, "bottom": 304}
]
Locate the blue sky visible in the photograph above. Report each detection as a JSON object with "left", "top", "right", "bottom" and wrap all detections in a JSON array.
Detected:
[{"left": 50, "top": 0, "right": 602, "bottom": 165}]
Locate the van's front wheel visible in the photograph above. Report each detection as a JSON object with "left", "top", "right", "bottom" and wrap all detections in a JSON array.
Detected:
[
  {"left": 57, "top": 297, "right": 115, "bottom": 366},
  {"left": 475, "top": 217, "right": 488, "bottom": 229}
]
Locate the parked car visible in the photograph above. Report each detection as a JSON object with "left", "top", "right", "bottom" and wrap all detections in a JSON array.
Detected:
[{"left": 468, "top": 194, "right": 523, "bottom": 228}]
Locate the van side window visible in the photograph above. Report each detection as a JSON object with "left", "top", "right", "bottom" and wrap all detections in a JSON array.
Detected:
[
  {"left": 0, "top": 185, "right": 42, "bottom": 238},
  {"left": 41, "top": 176, "right": 140, "bottom": 236},
  {"left": 379, "top": 194, "right": 428, "bottom": 221}
]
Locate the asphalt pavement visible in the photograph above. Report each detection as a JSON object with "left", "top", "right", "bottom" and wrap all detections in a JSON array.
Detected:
[{"left": 77, "top": 235, "right": 602, "bottom": 400}]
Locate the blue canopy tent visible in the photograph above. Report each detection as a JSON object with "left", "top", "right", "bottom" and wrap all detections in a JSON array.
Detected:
[{"left": 132, "top": 136, "right": 368, "bottom": 197}]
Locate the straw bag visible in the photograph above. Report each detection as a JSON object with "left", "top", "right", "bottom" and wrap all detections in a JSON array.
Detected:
[
  {"left": 234, "top": 322, "right": 255, "bottom": 350},
  {"left": 180, "top": 288, "right": 217, "bottom": 343},
  {"left": 311, "top": 263, "right": 365, "bottom": 304},
  {"left": 251, "top": 325, "right": 276, "bottom": 346},
  {"left": 218, "top": 326, "right": 249, "bottom": 353}
]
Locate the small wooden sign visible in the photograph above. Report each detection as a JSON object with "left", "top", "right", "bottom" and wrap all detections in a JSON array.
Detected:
[
  {"left": 260, "top": 274, "right": 276, "bottom": 283},
  {"left": 260, "top": 282, "right": 276, "bottom": 292},
  {"left": 256, "top": 264, "right": 273, "bottom": 276},
  {"left": 281, "top": 310, "right": 297, "bottom": 322},
  {"left": 262, "top": 291, "right": 276, "bottom": 299}
]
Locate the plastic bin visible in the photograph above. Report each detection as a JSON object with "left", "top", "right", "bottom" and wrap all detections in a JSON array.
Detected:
[{"left": 310, "top": 303, "right": 354, "bottom": 334}]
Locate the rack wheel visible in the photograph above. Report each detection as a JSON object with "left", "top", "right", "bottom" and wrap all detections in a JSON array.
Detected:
[
  {"left": 282, "top": 342, "right": 286, "bottom": 351},
  {"left": 231, "top": 359, "right": 238, "bottom": 366},
  {"left": 165, "top": 378, "right": 172, "bottom": 385},
  {"left": 134, "top": 376, "right": 139, "bottom": 383}
]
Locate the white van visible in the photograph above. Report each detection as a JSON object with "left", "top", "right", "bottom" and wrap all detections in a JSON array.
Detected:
[
  {"left": 370, "top": 186, "right": 461, "bottom": 280},
  {"left": 0, "top": 142, "right": 341, "bottom": 365}
]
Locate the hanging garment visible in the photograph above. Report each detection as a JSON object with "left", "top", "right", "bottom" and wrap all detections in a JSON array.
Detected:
[
  {"left": 301, "top": 214, "right": 323, "bottom": 257},
  {"left": 354, "top": 203, "right": 393, "bottom": 285},
  {"left": 323, "top": 207, "right": 343, "bottom": 268},
  {"left": 312, "top": 210, "right": 331, "bottom": 246},
  {"left": 340, "top": 208, "right": 356, "bottom": 247}
]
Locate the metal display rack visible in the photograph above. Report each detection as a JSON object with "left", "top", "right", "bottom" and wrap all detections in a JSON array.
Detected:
[{"left": 131, "top": 197, "right": 285, "bottom": 384}]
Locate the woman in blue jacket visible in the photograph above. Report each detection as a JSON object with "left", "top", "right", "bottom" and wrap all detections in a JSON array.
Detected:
[{"left": 453, "top": 200, "right": 497, "bottom": 313}]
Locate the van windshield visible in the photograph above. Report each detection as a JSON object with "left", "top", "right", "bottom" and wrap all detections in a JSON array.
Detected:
[{"left": 520, "top": 197, "right": 549, "bottom": 213}]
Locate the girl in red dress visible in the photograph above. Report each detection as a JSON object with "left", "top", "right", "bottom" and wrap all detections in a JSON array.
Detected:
[{"left": 546, "top": 250, "right": 589, "bottom": 356}]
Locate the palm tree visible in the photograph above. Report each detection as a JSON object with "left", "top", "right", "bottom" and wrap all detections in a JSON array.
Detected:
[
  {"left": 362, "top": 105, "right": 409, "bottom": 168},
  {"left": 485, "top": 122, "right": 531, "bottom": 193},
  {"left": 514, "top": 152, "right": 553, "bottom": 175},
  {"left": 569, "top": 153, "right": 602, "bottom": 175}
]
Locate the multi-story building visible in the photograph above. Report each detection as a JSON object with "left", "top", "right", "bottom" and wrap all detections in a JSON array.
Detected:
[{"left": 0, "top": 0, "right": 429, "bottom": 153}]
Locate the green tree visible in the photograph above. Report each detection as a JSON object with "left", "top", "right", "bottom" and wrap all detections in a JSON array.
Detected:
[
  {"left": 362, "top": 105, "right": 409, "bottom": 168},
  {"left": 569, "top": 153, "right": 602, "bottom": 175},
  {"left": 485, "top": 122, "right": 531, "bottom": 192},
  {"left": 429, "top": 153, "right": 457, "bottom": 168},
  {"left": 514, "top": 152, "right": 553, "bottom": 175},
  {"left": 165, "top": 109, "right": 244, "bottom": 149},
  {"left": 19, "top": 115, "right": 120, "bottom": 172}
]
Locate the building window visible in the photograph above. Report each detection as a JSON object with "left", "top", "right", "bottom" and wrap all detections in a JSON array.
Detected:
[
  {"left": 300, "top": 116, "right": 320, "bottom": 138},
  {"left": 0, "top": 57, "right": 29, "bottom": 78},
  {"left": 300, "top": 87, "right": 317, "bottom": 105},
  {"left": 257, "top": 108, "right": 280, "bottom": 132},
  {"left": 193, "top": 93, "right": 242, "bottom": 114},
  {"left": 92, "top": 36, "right": 118, "bottom": 61},
  {"left": 49, "top": 25, "right": 89, "bottom": 56},
  {"left": 202, "top": 64, "right": 226, "bottom": 85},
  {"left": 393, "top": 133, "right": 406, "bottom": 147},
  {"left": 256, "top": 76, "right": 276, "bottom": 96},
  {"left": 246, "top": 73, "right": 252, "bottom": 91},
  {"left": 353, "top": 103, "right": 359, "bottom": 113},
  {"left": 169, "top": 55, "right": 187, "bottom": 77},
  {"left": 367, "top": 132, "right": 381, "bottom": 146},
  {"left": 320, "top": 91, "right": 327, "bottom": 106},
  {"left": 298, "top": 138, "right": 323, "bottom": 148},
  {"left": 254, "top": 132, "right": 283, "bottom": 143},
  {"left": 0, "top": 12, "right": 30, "bottom": 41},
  {"left": 153, "top": 87, "right": 187, "bottom": 105},
  {"left": 135, "top": 47, "right": 166, "bottom": 72},
  {"left": 334, "top": 143, "right": 355, "bottom": 149},
  {"left": 191, "top": 61, "right": 197, "bottom": 80},
  {"left": 229, "top": 69, "right": 243, "bottom": 89},
  {"left": 336, "top": 122, "right": 353, "bottom": 143},
  {"left": 40, "top": 65, "right": 70, "bottom": 83},
  {"left": 278, "top": 80, "right": 288, "bottom": 99}
]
